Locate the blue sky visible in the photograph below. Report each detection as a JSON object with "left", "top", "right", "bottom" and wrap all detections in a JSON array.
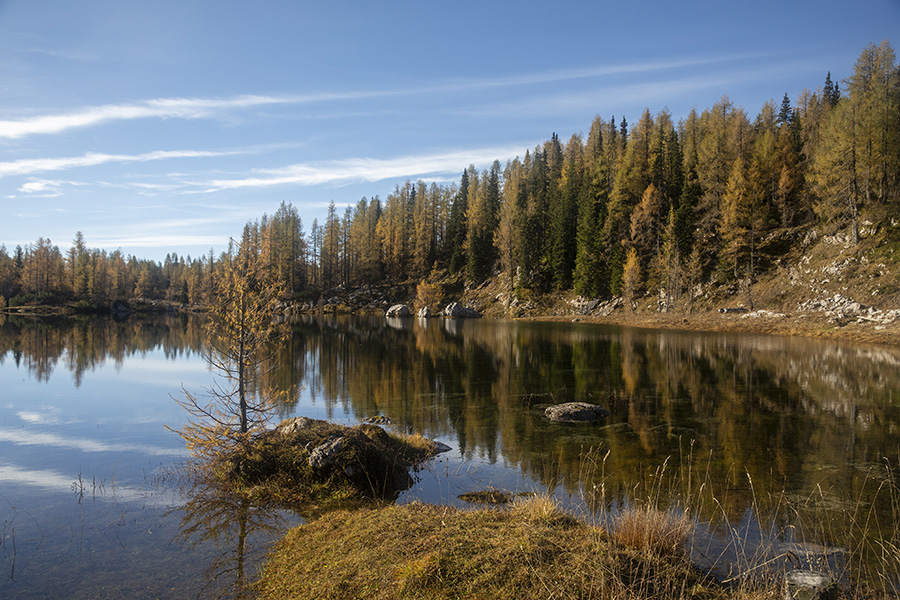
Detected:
[{"left": 1, "top": 0, "right": 898, "bottom": 261}]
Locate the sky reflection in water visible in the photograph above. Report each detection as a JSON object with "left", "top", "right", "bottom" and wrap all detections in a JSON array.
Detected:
[{"left": 0, "top": 314, "right": 898, "bottom": 597}]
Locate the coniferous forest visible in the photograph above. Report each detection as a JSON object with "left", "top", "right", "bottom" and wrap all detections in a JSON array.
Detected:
[{"left": 1, "top": 41, "right": 898, "bottom": 311}]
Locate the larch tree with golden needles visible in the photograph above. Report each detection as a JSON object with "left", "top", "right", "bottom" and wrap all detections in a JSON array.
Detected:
[
  {"left": 175, "top": 237, "right": 289, "bottom": 461},
  {"left": 622, "top": 247, "right": 642, "bottom": 312}
]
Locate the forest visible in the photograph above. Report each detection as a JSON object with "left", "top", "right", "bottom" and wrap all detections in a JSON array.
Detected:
[{"left": 1, "top": 41, "right": 897, "bottom": 312}]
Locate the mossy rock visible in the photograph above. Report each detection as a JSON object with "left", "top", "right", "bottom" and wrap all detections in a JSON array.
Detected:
[{"left": 221, "top": 417, "right": 444, "bottom": 509}]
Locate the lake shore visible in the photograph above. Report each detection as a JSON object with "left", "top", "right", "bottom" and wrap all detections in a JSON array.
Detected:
[{"left": 524, "top": 308, "right": 900, "bottom": 348}]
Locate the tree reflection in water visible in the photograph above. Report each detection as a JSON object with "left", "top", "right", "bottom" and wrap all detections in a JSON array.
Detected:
[
  {"left": 172, "top": 472, "right": 300, "bottom": 599},
  {"left": 2, "top": 313, "right": 898, "bottom": 591}
]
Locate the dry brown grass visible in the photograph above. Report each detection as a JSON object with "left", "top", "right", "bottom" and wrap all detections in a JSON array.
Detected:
[
  {"left": 255, "top": 497, "right": 772, "bottom": 600},
  {"left": 610, "top": 506, "right": 694, "bottom": 557}
]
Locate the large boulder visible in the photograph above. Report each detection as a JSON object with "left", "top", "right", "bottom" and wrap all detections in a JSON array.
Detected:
[
  {"left": 442, "top": 302, "right": 481, "bottom": 318},
  {"left": 308, "top": 435, "right": 346, "bottom": 469},
  {"left": 275, "top": 416, "right": 321, "bottom": 435},
  {"left": 545, "top": 402, "right": 611, "bottom": 423},
  {"left": 385, "top": 304, "right": 411, "bottom": 317}
]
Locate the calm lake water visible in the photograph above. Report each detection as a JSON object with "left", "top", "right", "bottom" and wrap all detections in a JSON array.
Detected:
[{"left": 1, "top": 313, "right": 898, "bottom": 597}]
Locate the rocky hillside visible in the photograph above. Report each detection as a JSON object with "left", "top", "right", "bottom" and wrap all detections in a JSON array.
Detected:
[{"left": 295, "top": 220, "right": 900, "bottom": 346}]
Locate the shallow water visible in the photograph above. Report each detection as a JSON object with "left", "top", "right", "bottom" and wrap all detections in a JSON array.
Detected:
[{"left": 1, "top": 313, "right": 898, "bottom": 597}]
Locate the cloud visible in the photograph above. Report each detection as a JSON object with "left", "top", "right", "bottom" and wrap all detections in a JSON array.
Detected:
[
  {"left": 203, "top": 145, "right": 526, "bottom": 191},
  {"left": 0, "top": 427, "right": 183, "bottom": 457},
  {"left": 2, "top": 148, "right": 250, "bottom": 178},
  {"left": 0, "top": 55, "right": 759, "bottom": 141},
  {"left": 17, "top": 410, "right": 59, "bottom": 424},
  {"left": 89, "top": 234, "right": 229, "bottom": 249},
  {"left": 0, "top": 462, "right": 161, "bottom": 501},
  {"left": 17, "top": 178, "right": 67, "bottom": 196},
  {"left": 0, "top": 92, "right": 398, "bottom": 140},
  {"left": 456, "top": 59, "right": 815, "bottom": 120},
  {"left": 428, "top": 54, "right": 763, "bottom": 95}
]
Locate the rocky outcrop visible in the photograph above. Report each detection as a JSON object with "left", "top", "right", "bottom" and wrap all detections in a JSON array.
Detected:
[
  {"left": 442, "top": 302, "right": 481, "bottom": 318},
  {"left": 545, "top": 402, "right": 611, "bottom": 423},
  {"left": 797, "top": 294, "right": 900, "bottom": 325},
  {"left": 266, "top": 417, "right": 450, "bottom": 500},
  {"left": 741, "top": 309, "right": 789, "bottom": 319},
  {"left": 308, "top": 435, "right": 346, "bottom": 469},
  {"left": 568, "top": 296, "right": 622, "bottom": 316},
  {"left": 385, "top": 304, "right": 411, "bottom": 317},
  {"left": 275, "top": 416, "right": 319, "bottom": 435}
]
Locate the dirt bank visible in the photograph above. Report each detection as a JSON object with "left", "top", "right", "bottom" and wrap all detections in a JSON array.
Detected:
[{"left": 527, "top": 309, "right": 900, "bottom": 348}]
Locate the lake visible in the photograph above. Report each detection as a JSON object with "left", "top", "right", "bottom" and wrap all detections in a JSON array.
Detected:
[{"left": 1, "top": 313, "right": 898, "bottom": 597}]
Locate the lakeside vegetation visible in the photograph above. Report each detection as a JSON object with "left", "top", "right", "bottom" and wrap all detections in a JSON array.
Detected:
[
  {"left": 256, "top": 498, "right": 707, "bottom": 600},
  {"left": 255, "top": 452, "right": 900, "bottom": 600},
  {"left": 2, "top": 41, "right": 898, "bottom": 319}
]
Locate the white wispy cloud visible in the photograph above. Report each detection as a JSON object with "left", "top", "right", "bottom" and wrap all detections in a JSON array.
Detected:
[
  {"left": 426, "top": 54, "right": 763, "bottom": 95},
  {"left": 0, "top": 92, "right": 397, "bottom": 140},
  {"left": 2, "top": 148, "right": 250, "bottom": 178},
  {"left": 203, "top": 145, "right": 526, "bottom": 191},
  {"left": 456, "top": 59, "right": 815, "bottom": 120},
  {"left": 0, "top": 428, "right": 184, "bottom": 456},
  {"left": 0, "top": 462, "right": 162, "bottom": 501},
  {"left": 17, "top": 179, "right": 67, "bottom": 197},
  {"left": 0, "top": 55, "right": 758, "bottom": 141},
  {"left": 90, "top": 234, "right": 230, "bottom": 249}
]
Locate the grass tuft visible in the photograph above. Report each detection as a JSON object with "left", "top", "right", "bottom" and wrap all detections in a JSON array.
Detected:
[{"left": 610, "top": 506, "right": 694, "bottom": 557}]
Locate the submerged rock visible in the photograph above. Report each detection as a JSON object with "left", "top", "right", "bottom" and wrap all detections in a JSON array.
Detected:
[
  {"left": 458, "top": 489, "right": 511, "bottom": 504},
  {"left": 431, "top": 440, "right": 452, "bottom": 453},
  {"left": 363, "top": 415, "right": 392, "bottom": 425},
  {"left": 545, "top": 402, "right": 611, "bottom": 423},
  {"left": 783, "top": 569, "right": 836, "bottom": 600}
]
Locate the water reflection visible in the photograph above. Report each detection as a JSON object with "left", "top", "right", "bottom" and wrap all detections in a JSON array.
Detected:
[
  {"left": 0, "top": 313, "right": 204, "bottom": 385},
  {"left": 281, "top": 316, "right": 899, "bottom": 501},
  {"left": 279, "top": 315, "right": 900, "bottom": 586},
  {"left": 174, "top": 477, "right": 301, "bottom": 599},
  {"left": 1, "top": 313, "right": 898, "bottom": 592}
]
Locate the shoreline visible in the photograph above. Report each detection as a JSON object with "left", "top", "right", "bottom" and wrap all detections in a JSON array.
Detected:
[
  {"left": 521, "top": 308, "right": 900, "bottom": 348},
  {"left": 6, "top": 298, "right": 900, "bottom": 348}
]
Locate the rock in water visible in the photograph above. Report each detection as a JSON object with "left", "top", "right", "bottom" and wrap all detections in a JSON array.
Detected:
[
  {"left": 386, "top": 304, "right": 411, "bottom": 317},
  {"left": 545, "top": 402, "right": 611, "bottom": 423},
  {"left": 783, "top": 570, "right": 835, "bottom": 600},
  {"left": 363, "top": 415, "right": 392, "bottom": 425},
  {"left": 416, "top": 306, "right": 433, "bottom": 318},
  {"left": 442, "top": 302, "right": 481, "bottom": 318}
]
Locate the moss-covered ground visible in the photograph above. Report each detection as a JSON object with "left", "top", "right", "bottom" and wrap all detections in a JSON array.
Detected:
[{"left": 207, "top": 417, "right": 444, "bottom": 514}]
